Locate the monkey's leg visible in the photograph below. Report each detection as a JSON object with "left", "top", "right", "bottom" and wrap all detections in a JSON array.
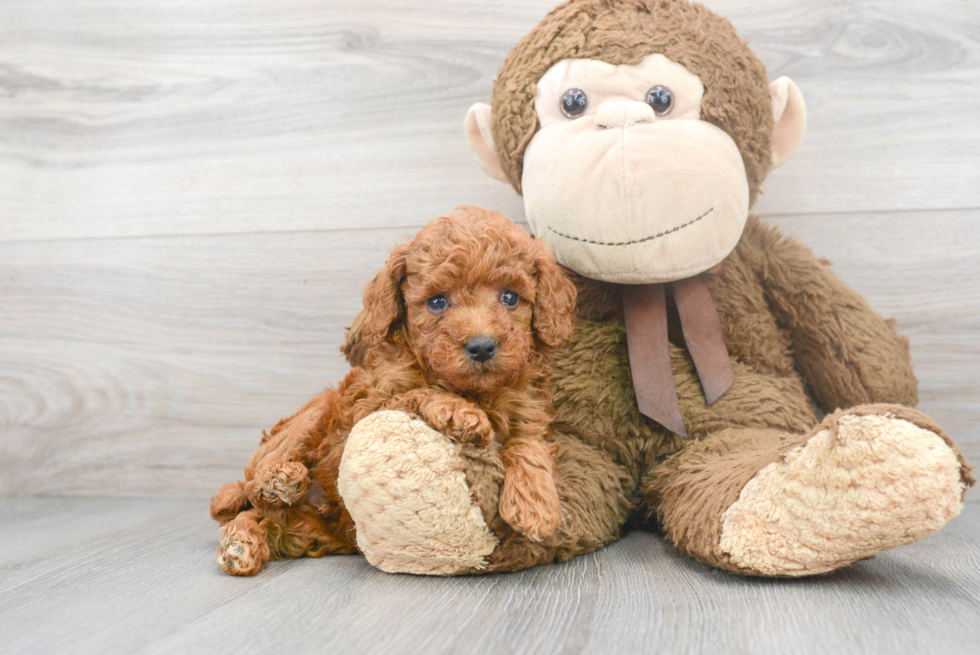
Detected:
[
  {"left": 338, "top": 410, "right": 631, "bottom": 575},
  {"left": 644, "top": 404, "right": 973, "bottom": 576}
]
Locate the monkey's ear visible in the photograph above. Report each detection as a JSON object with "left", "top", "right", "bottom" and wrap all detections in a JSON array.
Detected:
[
  {"left": 769, "top": 77, "right": 807, "bottom": 169},
  {"left": 360, "top": 243, "right": 409, "bottom": 346},
  {"left": 464, "top": 103, "right": 509, "bottom": 183},
  {"left": 532, "top": 242, "right": 578, "bottom": 349}
]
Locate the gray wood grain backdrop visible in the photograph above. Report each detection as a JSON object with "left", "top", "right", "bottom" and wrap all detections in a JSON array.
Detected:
[{"left": 1, "top": 0, "right": 979, "bottom": 498}]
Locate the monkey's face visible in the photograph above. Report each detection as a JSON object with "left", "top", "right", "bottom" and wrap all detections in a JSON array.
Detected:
[{"left": 521, "top": 54, "right": 749, "bottom": 284}]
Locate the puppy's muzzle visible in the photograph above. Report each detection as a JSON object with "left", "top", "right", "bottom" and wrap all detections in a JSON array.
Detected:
[{"left": 464, "top": 336, "right": 497, "bottom": 363}]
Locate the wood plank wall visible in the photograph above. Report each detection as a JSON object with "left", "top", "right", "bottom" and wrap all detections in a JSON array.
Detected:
[{"left": 1, "top": 0, "right": 978, "bottom": 497}]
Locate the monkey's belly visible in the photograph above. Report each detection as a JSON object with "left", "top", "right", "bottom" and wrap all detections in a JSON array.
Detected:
[{"left": 551, "top": 318, "right": 817, "bottom": 471}]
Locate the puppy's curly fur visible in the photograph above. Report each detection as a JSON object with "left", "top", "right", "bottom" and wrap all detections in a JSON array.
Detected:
[{"left": 210, "top": 207, "right": 577, "bottom": 575}]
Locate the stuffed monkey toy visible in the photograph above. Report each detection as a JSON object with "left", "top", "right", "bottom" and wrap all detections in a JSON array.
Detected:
[{"left": 214, "top": 0, "right": 974, "bottom": 577}]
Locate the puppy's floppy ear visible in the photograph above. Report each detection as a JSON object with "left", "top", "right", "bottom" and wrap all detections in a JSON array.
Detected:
[
  {"left": 361, "top": 242, "right": 410, "bottom": 346},
  {"left": 532, "top": 241, "right": 577, "bottom": 348},
  {"left": 341, "top": 308, "right": 369, "bottom": 366}
]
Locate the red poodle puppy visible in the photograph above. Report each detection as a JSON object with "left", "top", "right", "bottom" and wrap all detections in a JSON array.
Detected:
[{"left": 210, "top": 207, "right": 577, "bottom": 575}]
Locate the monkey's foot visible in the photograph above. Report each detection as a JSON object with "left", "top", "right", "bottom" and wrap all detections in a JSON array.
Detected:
[
  {"left": 718, "top": 406, "right": 972, "bottom": 576},
  {"left": 249, "top": 461, "right": 309, "bottom": 507},
  {"left": 338, "top": 410, "right": 499, "bottom": 575},
  {"left": 217, "top": 522, "right": 270, "bottom": 576}
]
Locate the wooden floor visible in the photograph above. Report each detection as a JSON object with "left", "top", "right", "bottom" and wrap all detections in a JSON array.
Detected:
[
  {"left": 1, "top": 1, "right": 979, "bottom": 652},
  {"left": 2, "top": 497, "right": 979, "bottom": 655}
]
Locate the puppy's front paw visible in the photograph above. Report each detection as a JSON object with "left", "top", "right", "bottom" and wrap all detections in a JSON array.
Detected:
[
  {"left": 450, "top": 406, "right": 494, "bottom": 445},
  {"left": 217, "top": 525, "right": 270, "bottom": 576},
  {"left": 420, "top": 396, "right": 494, "bottom": 445},
  {"left": 500, "top": 439, "right": 561, "bottom": 542},
  {"left": 500, "top": 472, "right": 560, "bottom": 542}
]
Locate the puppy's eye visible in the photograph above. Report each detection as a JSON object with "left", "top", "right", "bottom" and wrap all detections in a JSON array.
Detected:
[
  {"left": 560, "top": 88, "right": 588, "bottom": 119},
  {"left": 645, "top": 85, "right": 674, "bottom": 116},
  {"left": 426, "top": 295, "right": 449, "bottom": 313},
  {"left": 500, "top": 290, "right": 520, "bottom": 308}
]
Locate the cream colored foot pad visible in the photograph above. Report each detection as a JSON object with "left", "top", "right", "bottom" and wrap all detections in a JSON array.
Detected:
[
  {"left": 719, "top": 413, "right": 965, "bottom": 576},
  {"left": 338, "top": 410, "right": 498, "bottom": 575}
]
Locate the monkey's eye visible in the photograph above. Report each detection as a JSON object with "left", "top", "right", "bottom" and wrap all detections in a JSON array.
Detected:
[
  {"left": 500, "top": 290, "right": 520, "bottom": 308},
  {"left": 560, "top": 88, "right": 589, "bottom": 119},
  {"left": 645, "top": 85, "right": 674, "bottom": 116},
  {"left": 426, "top": 295, "right": 449, "bottom": 313}
]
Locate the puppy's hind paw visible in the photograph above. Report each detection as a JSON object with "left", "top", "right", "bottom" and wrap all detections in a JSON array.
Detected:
[
  {"left": 248, "top": 461, "right": 310, "bottom": 507},
  {"left": 217, "top": 526, "right": 270, "bottom": 576}
]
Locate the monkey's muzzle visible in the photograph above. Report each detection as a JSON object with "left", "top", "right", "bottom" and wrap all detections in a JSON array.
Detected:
[{"left": 521, "top": 117, "right": 749, "bottom": 284}]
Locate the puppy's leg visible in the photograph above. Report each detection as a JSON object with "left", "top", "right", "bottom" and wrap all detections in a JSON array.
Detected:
[
  {"left": 245, "top": 461, "right": 310, "bottom": 508},
  {"left": 500, "top": 437, "right": 561, "bottom": 542},
  {"left": 217, "top": 510, "right": 271, "bottom": 576},
  {"left": 211, "top": 481, "right": 249, "bottom": 524}
]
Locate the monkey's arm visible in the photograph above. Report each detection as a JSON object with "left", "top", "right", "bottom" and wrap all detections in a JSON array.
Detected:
[{"left": 751, "top": 221, "right": 918, "bottom": 412}]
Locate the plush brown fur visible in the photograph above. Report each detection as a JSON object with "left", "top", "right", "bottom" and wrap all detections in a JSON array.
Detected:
[
  {"left": 491, "top": 0, "right": 774, "bottom": 205},
  {"left": 452, "top": 431, "right": 634, "bottom": 573},
  {"left": 338, "top": 0, "right": 972, "bottom": 575},
  {"left": 650, "top": 427, "right": 810, "bottom": 573},
  {"left": 545, "top": 217, "right": 974, "bottom": 573},
  {"left": 211, "top": 207, "right": 578, "bottom": 574},
  {"left": 648, "top": 403, "right": 976, "bottom": 575},
  {"left": 344, "top": 214, "right": 973, "bottom": 576},
  {"left": 218, "top": 0, "right": 973, "bottom": 578}
]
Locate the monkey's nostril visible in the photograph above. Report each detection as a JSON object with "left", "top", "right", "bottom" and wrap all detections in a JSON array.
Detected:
[
  {"left": 594, "top": 101, "right": 655, "bottom": 129},
  {"left": 464, "top": 337, "right": 497, "bottom": 362}
]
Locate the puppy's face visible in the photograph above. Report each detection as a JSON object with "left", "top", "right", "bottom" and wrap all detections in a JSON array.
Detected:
[
  {"left": 403, "top": 269, "right": 536, "bottom": 394},
  {"left": 360, "top": 208, "right": 578, "bottom": 394}
]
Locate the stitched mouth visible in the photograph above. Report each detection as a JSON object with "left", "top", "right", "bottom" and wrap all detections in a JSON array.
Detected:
[{"left": 547, "top": 207, "right": 713, "bottom": 246}]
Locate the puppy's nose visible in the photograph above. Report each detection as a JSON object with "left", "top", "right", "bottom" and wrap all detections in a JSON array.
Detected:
[{"left": 464, "top": 336, "right": 497, "bottom": 363}]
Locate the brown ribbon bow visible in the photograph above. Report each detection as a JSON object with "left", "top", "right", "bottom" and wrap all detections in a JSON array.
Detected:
[{"left": 621, "top": 265, "right": 734, "bottom": 437}]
